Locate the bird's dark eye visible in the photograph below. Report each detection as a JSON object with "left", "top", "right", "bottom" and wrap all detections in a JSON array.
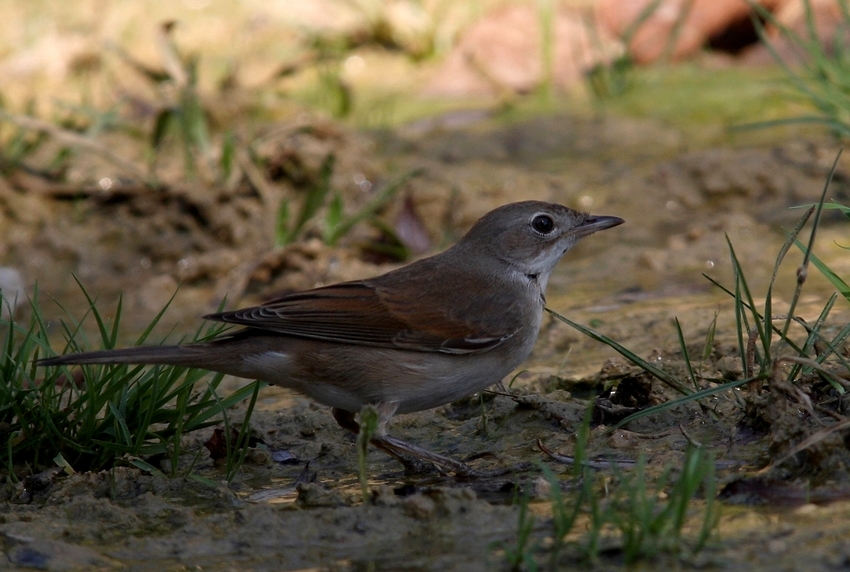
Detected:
[{"left": 531, "top": 214, "right": 555, "bottom": 234}]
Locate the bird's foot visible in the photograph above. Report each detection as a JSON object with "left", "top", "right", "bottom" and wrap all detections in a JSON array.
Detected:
[
  {"left": 372, "top": 434, "right": 527, "bottom": 479},
  {"left": 332, "top": 407, "right": 527, "bottom": 478}
]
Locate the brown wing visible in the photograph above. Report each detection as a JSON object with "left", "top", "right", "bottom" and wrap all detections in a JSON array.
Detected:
[{"left": 204, "top": 281, "right": 515, "bottom": 354}]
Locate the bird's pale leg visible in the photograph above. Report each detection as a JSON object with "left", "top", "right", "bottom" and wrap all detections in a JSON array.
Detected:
[
  {"left": 331, "top": 406, "right": 480, "bottom": 477},
  {"left": 370, "top": 405, "right": 532, "bottom": 477},
  {"left": 332, "top": 407, "right": 438, "bottom": 474}
]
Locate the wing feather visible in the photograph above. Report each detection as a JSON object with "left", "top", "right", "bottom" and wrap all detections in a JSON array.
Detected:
[{"left": 205, "top": 281, "right": 516, "bottom": 354}]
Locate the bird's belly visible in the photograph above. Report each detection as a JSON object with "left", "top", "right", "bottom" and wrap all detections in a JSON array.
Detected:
[
  {"left": 243, "top": 338, "right": 532, "bottom": 414},
  {"left": 378, "top": 351, "right": 514, "bottom": 414}
]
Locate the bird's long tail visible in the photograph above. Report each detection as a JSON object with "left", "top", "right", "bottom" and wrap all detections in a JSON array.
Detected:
[
  {"left": 37, "top": 331, "right": 282, "bottom": 380},
  {"left": 38, "top": 344, "right": 208, "bottom": 368}
]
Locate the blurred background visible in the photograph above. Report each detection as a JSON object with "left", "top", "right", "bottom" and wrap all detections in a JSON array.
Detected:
[{"left": 0, "top": 0, "right": 848, "bottom": 342}]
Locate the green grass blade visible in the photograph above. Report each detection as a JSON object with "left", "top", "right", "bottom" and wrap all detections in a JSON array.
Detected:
[
  {"left": 130, "top": 287, "right": 182, "bottom": 347},
  {"left": 182, "top": 380, "right": 263, "bottom": 432},
  {"left": 325, "top": 167, "right": 425, "bottom": 246},
  {"left": 611, "top": 375, "right": 762, "bottom": 430},
  {"left": 107, "top": 401, "right": 134, "bottom": 447},
  {"left": 71, "top": 275, "right": 112, "bottom": 349},
  {"left": 771, "top": 205, "right": 815, "bottom": 342},
  {"left": 782, "top": 149, "right": 839, "bottom": 342},
  {"left": 275, "top": 199, "right": 290, "bottom": 247},
  {"left": 703, "top": 273, "right": 808, "bottom": 357},
  {"left": 546, "top": 308, "right": 691, "bottom": 395},
  {"left": 129, "top": 458, "right": 166, "bottom": 477},
  {"left": 725, "top": 238, "right": 759, "bottom": 373},
  {"left": 788, "top": 293, "right": 837, "bottom": 381},
  {"left": 291, "top": 153, "right": 335, "bottom": 242},
  {"left": 701, "top": 312, "right": 717, "bottom": 363},
  {"left": 797, "top": 241, "right": 850, "bottom": 302},
  {"left": 674, "top": 318, "right": 698, "bottom": 391},
  {"left": 226, "top": 380, "right": 261, "bottom": 482}
]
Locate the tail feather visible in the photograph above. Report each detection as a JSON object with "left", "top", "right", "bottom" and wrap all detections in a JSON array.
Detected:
[
  {"left": 37, "top": 332, "right": 289, "bottom": 381},
  {"left": 38, "top": 345, "right": 202, "bottom": 368}
]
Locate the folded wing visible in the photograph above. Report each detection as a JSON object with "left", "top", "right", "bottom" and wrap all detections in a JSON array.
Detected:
[{"left": 205, "top": 281, "right": 516, "bottom": 354}]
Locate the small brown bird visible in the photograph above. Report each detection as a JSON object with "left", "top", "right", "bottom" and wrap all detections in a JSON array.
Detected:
[{"left": 39, "top": 201, "right": 623, "bottom": 475}]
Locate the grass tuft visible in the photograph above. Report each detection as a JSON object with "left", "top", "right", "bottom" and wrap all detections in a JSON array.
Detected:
[
  {"left": 550, "top": 148, "right": 849, "bottom": 430},
  {"left": 1, "top": 281, "right": 260, "bottom": 483},
  {"left": 503, "top": 409, "right": 718, "bottom": 568},
  {"left": 743, "top": 0, "right": 850, "bottom": 138}
]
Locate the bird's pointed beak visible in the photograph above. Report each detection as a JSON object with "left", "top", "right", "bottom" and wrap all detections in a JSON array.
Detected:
[{"left": 572, "top": 215, "right": 624, "bottom": 238}]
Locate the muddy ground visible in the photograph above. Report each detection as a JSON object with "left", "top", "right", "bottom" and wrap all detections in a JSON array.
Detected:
[{"left": 4, "top": 107, "right": 850, "bottom": 572}]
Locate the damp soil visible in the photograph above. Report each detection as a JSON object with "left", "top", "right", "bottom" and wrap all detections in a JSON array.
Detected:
[{"left": 4, "top": 111, "right": 850, "bottom": 571}]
